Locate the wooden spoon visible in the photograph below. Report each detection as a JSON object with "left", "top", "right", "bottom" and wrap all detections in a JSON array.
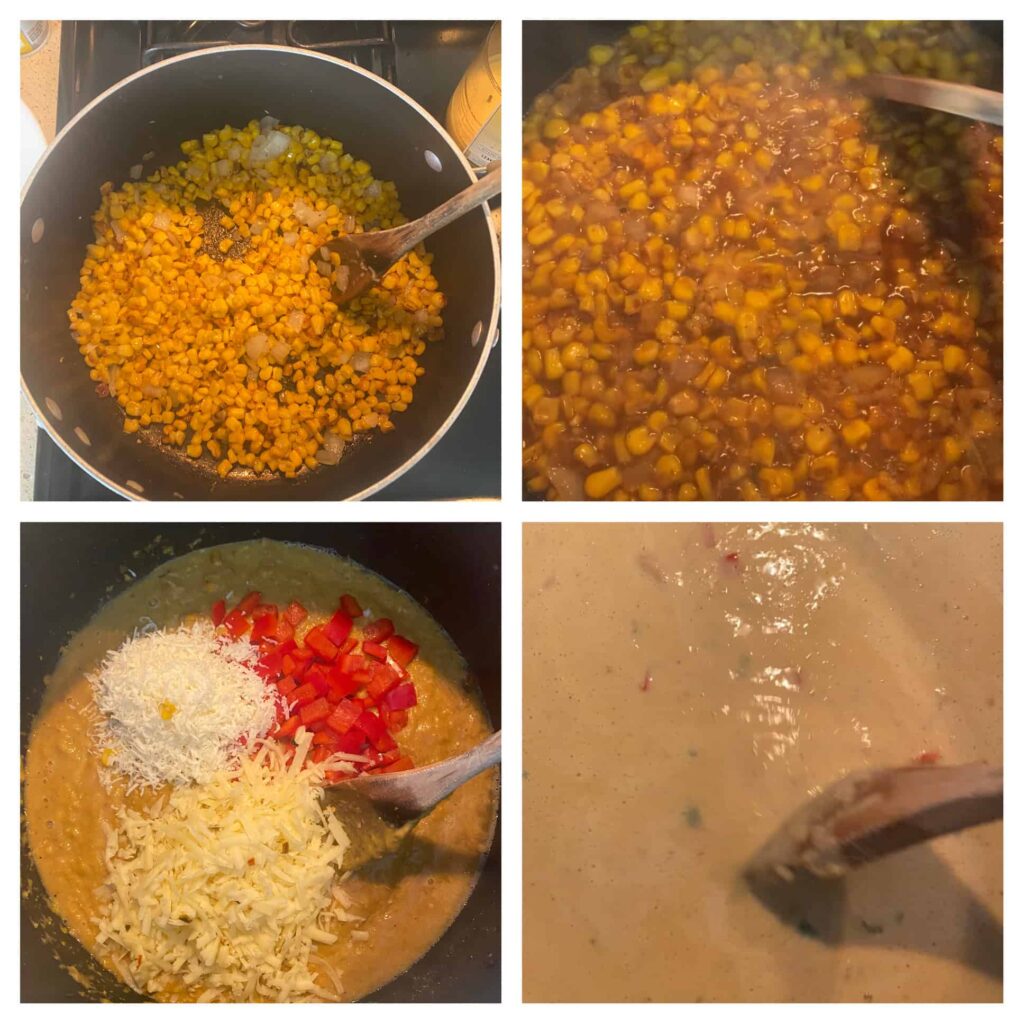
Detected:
[
  {"left": 746, "top": 762, "right": 1003, "bottom": 883},
  {"left": 326, "top": 730, "right": 501, "bottom": 872},
  {"left": 326, "top": 162, "right": 501, "bottom": 304},
  {"left": 860, "top": 74, "right": 1003, "bottom": 125}
]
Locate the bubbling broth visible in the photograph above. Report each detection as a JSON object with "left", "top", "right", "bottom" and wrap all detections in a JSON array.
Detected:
[{"left": 524, "top": 523, "right": 1001, "bottom": 1002}]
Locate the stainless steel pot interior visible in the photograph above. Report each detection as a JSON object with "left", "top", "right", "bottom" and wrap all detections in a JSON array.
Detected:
[
  {"left": 20, "top": 522, "right": 501, "bottom": 1002},
  {"left": 20, "top": 47, "right": 499, "bottom": 500}
]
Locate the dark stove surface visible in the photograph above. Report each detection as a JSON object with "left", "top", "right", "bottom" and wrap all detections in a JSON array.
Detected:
[{"left": 35, "top": 20, "right": 499, "bottom": 502}]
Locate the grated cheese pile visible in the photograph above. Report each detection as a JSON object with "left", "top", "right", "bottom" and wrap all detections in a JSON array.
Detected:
[
  {"left": 93, "top": 733, "right": 364, "bottom": 1003},
  {"left": 90, "top": 620, "right": 278, "bottom": 791}
]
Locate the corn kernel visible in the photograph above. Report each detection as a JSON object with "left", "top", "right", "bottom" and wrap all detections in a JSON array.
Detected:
[{"left": 585, "top": 466, "right": 622, "bottom": 499}]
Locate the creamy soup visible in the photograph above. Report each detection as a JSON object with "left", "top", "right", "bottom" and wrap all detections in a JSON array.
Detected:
[
  {"left": 524, "top": 523, "right": 1001, "bottom": 1002},
  {"left": 25, "top": 540, "right": 498, "bottom": 1002}
]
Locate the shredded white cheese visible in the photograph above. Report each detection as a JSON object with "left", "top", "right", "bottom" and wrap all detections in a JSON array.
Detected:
[
  {"left": 93, "top": 736, "right": 359, "bottom": 1003},
  {"left": 90, "top": 621, "right": 278, "bottom": 791}
]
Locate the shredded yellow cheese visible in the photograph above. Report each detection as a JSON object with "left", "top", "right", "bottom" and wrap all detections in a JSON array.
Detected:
[{"left": 93, "top": 734, "right": 363, "bottom": 1002}]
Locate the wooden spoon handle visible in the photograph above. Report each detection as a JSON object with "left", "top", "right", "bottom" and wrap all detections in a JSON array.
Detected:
[
  {"left": 385, "top": 162, "right": 501, "bottom": 256},
  {"left": 748, "top": 761, "right": 1002, "bottom": 882},
  {"left": 414, "top": 730, "right": 502, "bottom": 806},
  {"left": 832, "top": 762, "right": 1003, "bottom": 867}
]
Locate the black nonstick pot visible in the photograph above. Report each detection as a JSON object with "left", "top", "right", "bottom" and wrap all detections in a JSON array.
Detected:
[
  {"left": 21, "top": 46, "right": 500, "bottom": 500},
  {"left": 20, "top": 522, "right": 501, "bottom": 1002}
]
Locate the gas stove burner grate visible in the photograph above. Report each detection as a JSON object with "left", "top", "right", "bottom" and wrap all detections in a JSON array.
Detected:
[{"left": 141, "top": 21, "right": 396, "bottom": 81}]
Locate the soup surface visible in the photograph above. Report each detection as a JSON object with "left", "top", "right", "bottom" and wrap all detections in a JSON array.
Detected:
[
  {"left": 523, "top": 21, "right": 1003, "bottom": 500},
  {"left": 25, "top": 539, "right": 497, "bottom": 1001},
  {"left": 524, "top": 523, "right": 1001, "bottom": 1001}
]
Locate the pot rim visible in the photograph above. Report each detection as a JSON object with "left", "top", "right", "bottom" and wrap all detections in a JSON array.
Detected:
[{"left": 20, "top": 44, "right": 501, "bottom": 502}]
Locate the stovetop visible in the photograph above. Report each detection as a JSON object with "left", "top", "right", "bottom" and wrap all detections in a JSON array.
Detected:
[{"left": 34, "top": 20, "right": 499, "bottom": 501}]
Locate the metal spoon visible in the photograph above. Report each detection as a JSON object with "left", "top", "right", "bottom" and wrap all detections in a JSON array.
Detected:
[
  {"left": 860, "top": 74, "right": 1003, "bottom": 125},
  {"left": 326, "top": 162, "right": 502, "bottom": 304},
  {"left": 326, "top": 730, "right": 501, "bottom": 872},
  {"left": 746, "top": 761, "right": 1003, "bottom": 883}
]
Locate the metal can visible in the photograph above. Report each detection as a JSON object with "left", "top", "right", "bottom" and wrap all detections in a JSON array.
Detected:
[
  {"left": 20, "top": 20, "right": 49, "bottom": 56},
  {"left": 445, "top": 22, "right": 501, "bottom": 167}
]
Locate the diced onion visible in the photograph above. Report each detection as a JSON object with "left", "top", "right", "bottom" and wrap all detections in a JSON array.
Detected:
[
  {"left": 351, "top": 352, "right": 370, "bottom": 372},
  {"left": 271, "top": 340, "right": 290, "bottom": 363},
  {"left": 245, "top": 333, "right": 268, "bottom": 361},
  {"left": 334, "top": 266, "right": 350, "bottom": 293},
  {"left": 129, "top": 164, "right": 143, "bottom": 180},
  {"left": 294, "top": 200, "right": 327, "bottom": 228},
  {"left": 286, "top": 310, "right": 306, "bottom": 332},
  {"left": 315, "top": 433, "right": 346, "bottom": 466},
  {"left": 282, "top": 231, "right": 299, "bottom": 246},
  {"left": 677, "top": 183, "right": 702, "bottom": 206}
]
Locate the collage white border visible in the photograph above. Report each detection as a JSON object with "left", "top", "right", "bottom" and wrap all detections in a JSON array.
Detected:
[{"left": 9, "top": 0, "right": 1019, "bottom": 1017}]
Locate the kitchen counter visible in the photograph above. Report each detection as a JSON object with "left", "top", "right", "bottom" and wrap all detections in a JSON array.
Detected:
[{"left": 20, "top": 22, "right": 60, "bottom": 500}]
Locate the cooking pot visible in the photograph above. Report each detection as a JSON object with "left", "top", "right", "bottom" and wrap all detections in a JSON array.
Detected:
[
  {"left": 21, "top": 46, "right": 500, "bottom": 500},
  {"left": 20, "top": 522, "right": 501, "bottom": 1002}
]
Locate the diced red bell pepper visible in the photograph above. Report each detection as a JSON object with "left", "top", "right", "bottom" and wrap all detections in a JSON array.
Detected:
[
  {"left": 312, "top": 727, "right": 341, "bottom": 747},
  {"left": 366, "top": 661, "right": 402, "bottom": 702},
  {"left": 338, "top": 653, "right": 369, "bottom": 676},
  {"left": 336, "top": 727, "right": 367, "bottom": 754},
  {"left": 291, "top": 683, "right": 319, "bottom": 707},
  {"left": 363, "top": 618, "right": 395, "bottom": 643},
  {"left": 251, "top": 603, "right": 278, "bottom": 620},
  {"left": 374, "top": 729, "right": 398, "bottom": 753},
  {"left": 386, "top": 634, "right": 419, "bottom": 668},
  {"left": 269, "top": 616, "right": 295, "bottom": 644},
  {"left": 304, "top": 664, "right": 332, "bottom": 696},
  {"left": 256, "top": 646, "right": 287, "bottom": 680},
  {"left": 384, "top": 708, "right": 409, "bottom": 732},
  {"left": 324, "top": 609, "right": 353, "bottom": 646},
  {"left": 326, "top": 699, "right": 362, "bottom": 736},
  {"left": 282, "top": 647, "right": 314, "bottom": 680},
  {"left": 235, "top": 591, "right": 262, "bottom": 616},
  {"left": 380, "top": 755, "right": 415, "bottom": 774},
  {"left": 250, "top": 610, "right": 279, "bottom": 644},
  {"left": 328, "top": 664, "right": 360, "bottom": 698},
  {"left": 222, "top": 609, "right": 249, "bottom": 639},
  {"left": 355, "top": 709, "right": 386, "bottom": 744},
  {"left": 284, "top": 601, "right": 308, "bottom": 627},
  {"left": 274, "top": 714, "right": 300, "bottom": 740},
  {"left": 363, "top": 640, "right": 389, "bottom": 662},
  {"left": 300, "top": 697, "right": 331, "bottom": 727},
  {"left": 340, "top": 593, "right": 363, "bottom": 619},
  {"left": 275, "top": 675, "right": 297, "bottom": 698},
  {"left": 339, "top": 636, "right": 358, "bottom": 656},
  {"left": 304, "top": 626, "right": 338, "bottom": 662},
  {"left": 311, "top": 745, "right": 330, "bottom": 763},
  {"left": 211, "top": 599, "right": 227, "bottom": 626},
  {"left": 373, "top": 748, "right": 401, "bottom": 768},
  {"left": 383, "top": 681, "right": 418, "bottom": 711}
]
